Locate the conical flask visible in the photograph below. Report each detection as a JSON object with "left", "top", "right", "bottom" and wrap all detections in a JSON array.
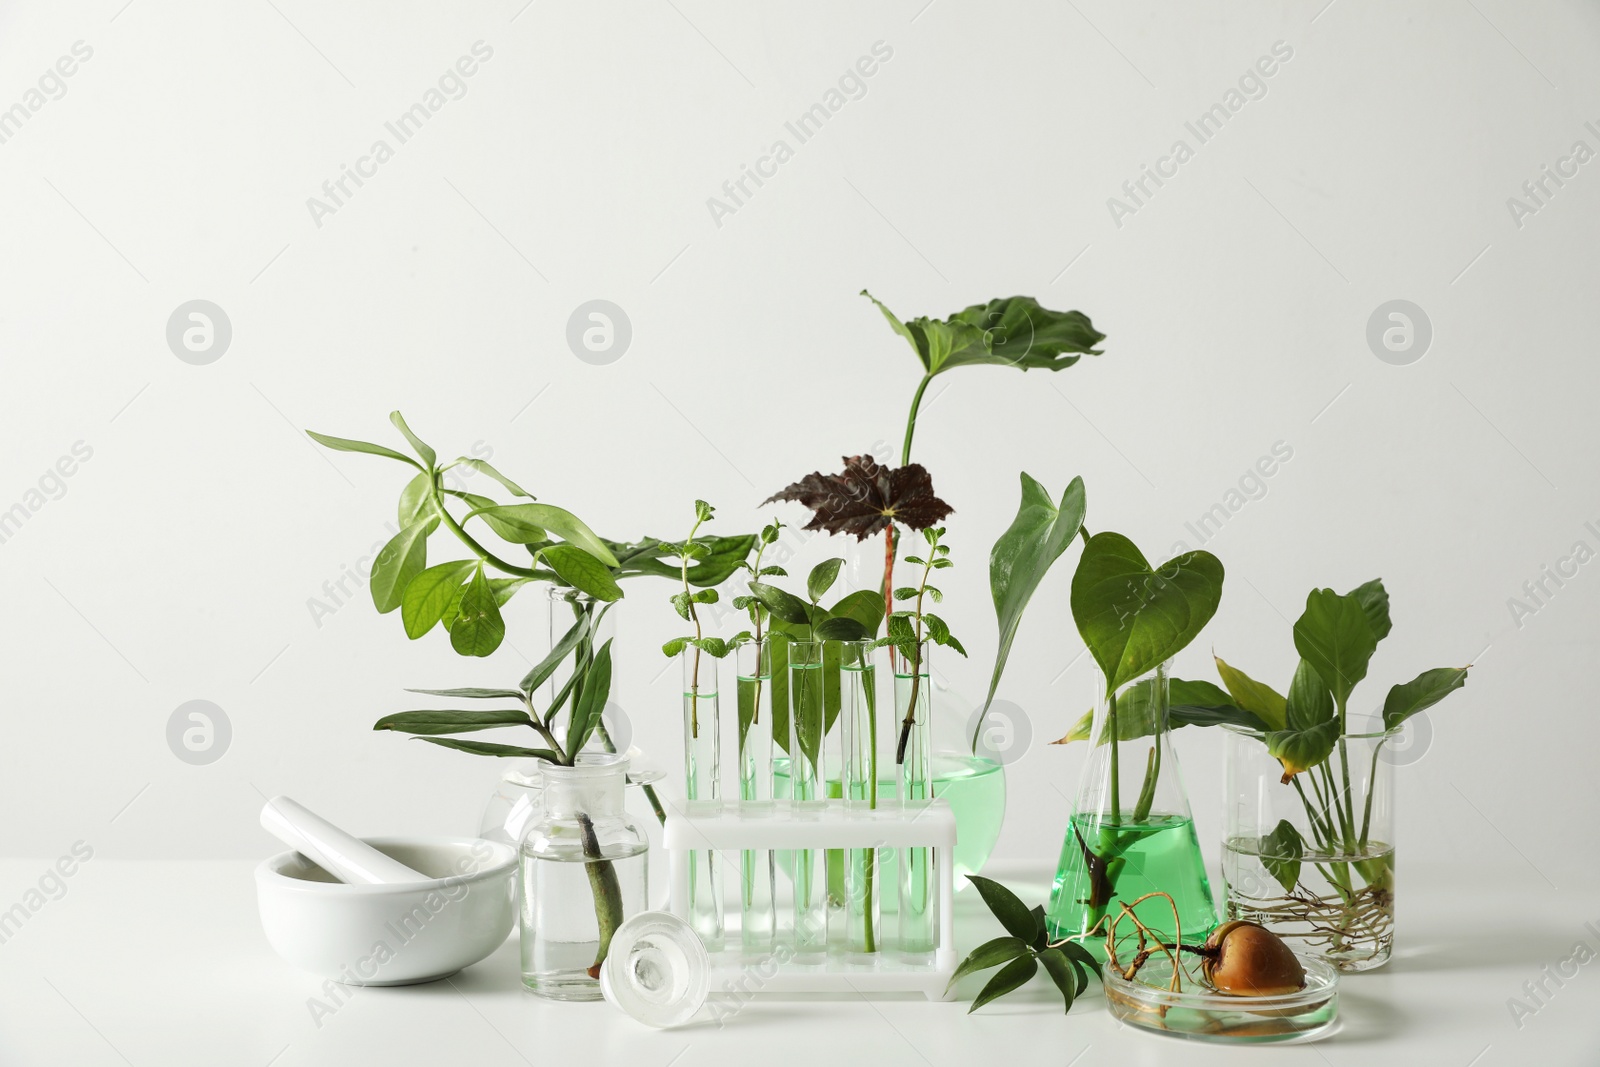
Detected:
[{"left": 1045, "top": 660, "right": 1216, "bottom": 951}]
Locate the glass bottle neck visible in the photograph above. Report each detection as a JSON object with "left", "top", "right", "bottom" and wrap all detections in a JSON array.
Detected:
[{"left": 540, "top": 761, "right": 627, "bottom": 818}]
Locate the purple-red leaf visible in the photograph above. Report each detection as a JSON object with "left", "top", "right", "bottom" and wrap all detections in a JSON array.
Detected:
[{"left": 763, "top": 455, "right": 953, "bottom": 540}]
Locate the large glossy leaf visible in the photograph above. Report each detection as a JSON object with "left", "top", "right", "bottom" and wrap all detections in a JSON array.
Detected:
[
  {"left": 1265, "top": 718, "right": 1340, "bottom": 783},
  {"left": 412, "top": 737, "right": 558, "bottom": 761},
  {"left": 373, "top": 709, "right": 532, "bottom": 735},
  {"left": 401, "top": 560, "right": 477, "bottom": 639},
  {"left": 1214, "top": 656, "right": 1287, "bottom": 732},
  {"left": 450, "top": 567, "right": 506, "bottom": 657},
  {"left": 306, "top": 430, "right": 421, "bottom": 469},
  {"left": 1348, "top": 578, "right": 1392, "bottom": 643},
  {"left": 978, "top": 473, "right": 1086, "bottom": 748},
  {"left": 748, "top": 582, "right": 812, "bottom": 626},
  {"left": 1258, "top": 819, "right": 1304, "bottom": 893},
  {"left": 862, "top": 291, "right": 1105, "bottom": 376},
  {"left": 1072, "top": 532, "right": 1224, "bottom": 694},
  {"left": 544, "top": 545, "right": 624, "bottom": 602},
  {"left": 1052, "top": 678, "right": 1262, "bottom": 745},
  {"left": 369, "top": 517, "right": 437, "bottom": 614},
  {"left": 969, "top": 955, "right": 1038, "bottom": 1014},
  {"left": 1293, "top": 589, "right": 1377, "bottom": 708},
  {"left": 1381, "top": 666, "right": 1469, "bottom": 730},
  {"left": 567, "top": 638, "right": 613, "bottom": 755},
  {"left": 388, "top": 411, "right": 437, "bottom": 470},
  {"left": 1285, "top": 658, "right": 1335, "bottom": 732}
]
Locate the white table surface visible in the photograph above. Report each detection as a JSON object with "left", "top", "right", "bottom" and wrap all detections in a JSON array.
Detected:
[{"left": 0, "top": 858, "right": 1594, "bottom": 1066}]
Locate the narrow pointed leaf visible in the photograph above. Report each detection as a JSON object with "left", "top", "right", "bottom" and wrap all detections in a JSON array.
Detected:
[
  {"left": 1214, "top": 655, "right": 1287, "bottom": 731},
  {"left": 567, "top": 638, "right": 614, "bottom": 755},
  {"left": 307, "top": 430, "right": 421, "bottom": 469},
  {"left": 967, "top": 875, "right": 1036, "bottom": 941},
  {"left": 1036, "top": 948, "right": 1079, "bottom": 1012},
  {"left": 388, "top": 411, "right": 437, "bottom": 470},
  {"left": 412, "top": 737, "right": 558, "bottom": 760},
  {"left": 1381, "top": 666, "right": 1469, "bottom": 730},
  {"left": 370, "top": 517, "right": 438, "bottom": 614},
  {"left": 456, "top": 457, "right": 533, "bottom": 499},
  {"left": 404, "top": 687, "right": 526, "bottom": 700},
  {"left": 968, "top": 955, "right": 1038, "bottom": 1013},
  {"left": 373, "top": 709, "right": 533, "bottom": 735},
  {"left": 520, "top": 615, "right": 589, "bottom": 695},
  {"left": 807, "top": 558, "right": 843, "bottom": 602},
  {"left": 544, "top": 544, "right": 624, "bottom": 602},
  {"left": 945, "top": 936, "right": 1027, "bottom": 992}
]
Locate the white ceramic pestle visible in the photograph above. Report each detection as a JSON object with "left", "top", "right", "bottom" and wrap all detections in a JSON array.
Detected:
[{"left": 259, "top": 795, "right": 431, "bottom": 884}]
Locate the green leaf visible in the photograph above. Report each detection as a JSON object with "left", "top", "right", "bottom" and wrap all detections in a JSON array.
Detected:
[
  {"left": 1258, "top": 819, "right": 1304, "bottom": 894},
  {"left": 662, "top": 637, "right": 689, "bottom": 657},
  {"left": 945, "top": 936, "right": 1028, "bottom": 992},
  {"left": 401, "top": 560, "right": 477, "bottom": 639},
  {"left": 748, "top": 582, "right": 812, "bottom": 626},
  {"left": 1381, "top": 666, "right": 1469, "bottom": 731},
  {"left": 1052, "top": 677, "right": 1263, "bottom": 745},
  {"left": 306, "top": 430, "right": 421, "bottom": 469},
  {"left": 669, "top": 591, "right": 693, "bottom": 621},
  {"left": 691, "top": 589, "right": 719, "bottom": 605},
  {"left": 403, "top": 687, "right": 526, "bottom": 700},
  {"left": 806, "top": 559, "right": 843, "bottom": 602},
  {"left": 1057, "top": 939, "right": 1102, "bottom": 980},
  {"left": 689, "top": 637, "right": 730, "bottom": 658},
  {"left": 450, "top": 568, "right": 506, "bottom": 657},
  {"left": 1348, "top": 578, "right": 1392, "bottom": 643},
  {"left": 814, "top": 617, "right": 867, "bottom": 642},
  {"left": 398, "top": 472, "right": 439, "bottom": 526},
  {"left": 1036, "top": 948, "right": 1079, "bottom": 1012},
  {"left": 456, "top": 457, "right": 533, "bottom": 499},
  {"left": 827, "top": 589, "right": 886, "bottom": 637},
  {"left": 862, "top": 292, "right": 1105, "bottom": 379},
  {"left": 412, "top": 737, "right": 558, "bottom": 760},
  {"left": 969, "top": 955, "right": 1038, "bottom": 1013},
  {"left": 520, "top": 614, "right": 589, "bottom": 695},
  {"left": 478, "top": 504, "right": 617, "bottom": 565},
  {"left": 966, "top": 875, "right": 1036, "bottom": 941},
  {"left": 1265, "top": 718, "right": 1341, "bottom": 783},
  {"left": 1213, "top": 656, "right": 1288, "bottom": 732},
  {"left": 567, "top": 638, "right": 614, "bottom": 755},
  {"left": 1072, "top": 532, "right": 1224, "bottom": 694},
  {"left": 388, "top": 411, "right": 437, "bottom": 470},
  {"left": 605, "top": 534, "right": 756, "bottom": 586},
  {"left": 1285, "top": 658, "right": 1335, "bottom": 732},
  {"left": 373, "top": 708, "right": 533, "bottom": 735},
  {"left": 369, "top": 517, "right": 438, "bottom": 614},
  {"left": 893, "top": 586, "right": 920, "bottom": 600},
  {"left": 544, "top": 544, "right": 625, "bottom": 602},
  {"left": 1293, "top": 588, "right": 1378, "bottom": 708},
  {"left": 1030, "top": 904, "right": 1048, "bottom": 951}
]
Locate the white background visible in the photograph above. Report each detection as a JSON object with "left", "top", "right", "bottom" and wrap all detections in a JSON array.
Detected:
[{"left": 1, "top": 0, "right": 1596, "bottom": 992}]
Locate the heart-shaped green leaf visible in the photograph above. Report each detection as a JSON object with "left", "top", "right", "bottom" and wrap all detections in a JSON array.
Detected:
[
  {"left": 1381, "top": 666, "right": 1469, "bottom": 731},
  {"left": 1293, "top": 588, "right": 1377, "bottom": 708},
  {"left": 977, "top": 473, "right": 1087, "bottom": 749},
  {"left": 1348, "top": 578, "right": 1392, "bottom": 643},
  {"left": 1072, "top": 532, "right": 1224, "bottom": 693}
]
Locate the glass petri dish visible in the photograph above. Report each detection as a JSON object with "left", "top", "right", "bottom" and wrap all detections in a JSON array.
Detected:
[
  {"left": 1103, "top": 952, "right": 1339, "bottom": 1043},
  {"left": 600, "top": 911, "right": 709, "bottom": 1028}
]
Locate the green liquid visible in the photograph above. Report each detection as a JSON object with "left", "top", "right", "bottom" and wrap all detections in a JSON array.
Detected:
[
  {"left": 773, "top": 755, "right": 1005, "bottom": 882},
  {"left": 1046, "top": 812, "right": 1216, "bottom": 952}
]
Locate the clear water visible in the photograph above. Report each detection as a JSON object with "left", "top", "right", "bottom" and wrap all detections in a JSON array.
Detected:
[
  {"left": 735, "top": 671, "right": 776, "bottom": 952},
  {"left": 520, "top": 847, "right": 648, "bottom": 1000},
  {"left": 1046, "top": 812, "right": 1216, "bottom": 953},
  {"left": 682, "top": 691, "right": 723, "bottom": 949},
  {"left": 1222, "top": 835, "right": 1396, "bottom": 971}
]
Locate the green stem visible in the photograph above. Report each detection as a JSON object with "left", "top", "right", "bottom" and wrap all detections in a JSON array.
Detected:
[
  {"left": 901, "top": 374, "right": 933, "bottom": 464},
  {"left": 426, "top": 477, "right": 537, "bottom": 577},
  {"left": 1357, "top": 740, "right": 1384, "bottom": 849},
  {"left": 1107, "top": 688, "right": 1121, "bottom": 823},
  {"left": 1132, "top": 747, "right": 1157, "bottom": 822},
  {"left": 577, "top": 811, "right": 625, "bottom": 978}
]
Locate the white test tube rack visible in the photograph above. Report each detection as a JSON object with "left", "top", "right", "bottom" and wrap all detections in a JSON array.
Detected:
[{"left": 664, "top": 797, "right": 957, "bottom": 997}]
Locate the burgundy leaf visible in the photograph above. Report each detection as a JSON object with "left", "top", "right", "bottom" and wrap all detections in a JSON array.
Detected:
[{"left": 763, "top": 455, "right": 953, "bottom": 540}]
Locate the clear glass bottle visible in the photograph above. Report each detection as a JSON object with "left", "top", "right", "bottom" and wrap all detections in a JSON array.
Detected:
[
  {"left": 1221, "top": 724, "right": 1397, "bottom": 971},
  {"left": 787, "top": 639, "right": 826, "bottom": 955},
  {"left": 894, "top": 641, "right": 937, "bottom": 957},
  {"left": 735, "top": 638, "right": 776, "bottom": 953},
  {"left": 519, "top": 755, "right": 649, "bottom": 1000},
  {"left": 840, "top": 639, "right": 884, "bottom": 956},
  {"left": 681, "top": 648, "right": 724, "bottom": 951},
  {"left": 1045, "top": 661, "right": 1216, "bottom": 953}
]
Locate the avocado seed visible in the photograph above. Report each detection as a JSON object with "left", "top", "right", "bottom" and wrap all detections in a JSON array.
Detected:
[{"left": 1199, "top": 921, "right": 1306, "bottom": 996}]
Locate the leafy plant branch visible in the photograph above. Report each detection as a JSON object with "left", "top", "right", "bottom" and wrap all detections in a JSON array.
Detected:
[{"left": 875, "top": 526, "right": 966, "bottom": 764}]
